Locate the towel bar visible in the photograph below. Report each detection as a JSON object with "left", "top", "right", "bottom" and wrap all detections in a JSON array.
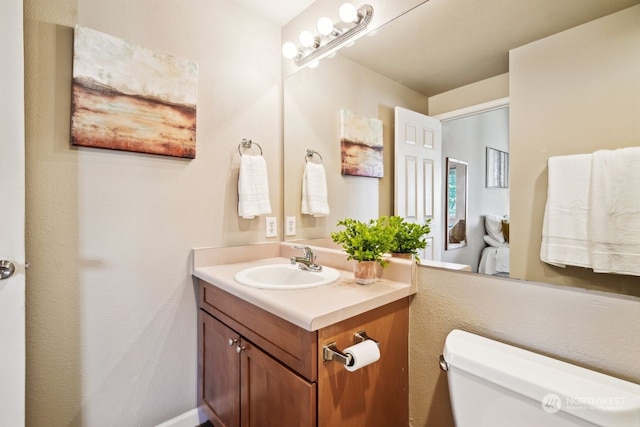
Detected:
[
  {"left": 238, "top": 138, "right": 263, "bottom": 156},
  {"left": 305, "top": 149, "right": 323, "bottom": 163}
]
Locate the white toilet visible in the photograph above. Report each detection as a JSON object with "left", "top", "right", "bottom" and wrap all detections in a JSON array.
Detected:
[{"left": 441, "top": 329, "right": 640, "bottom": 426}]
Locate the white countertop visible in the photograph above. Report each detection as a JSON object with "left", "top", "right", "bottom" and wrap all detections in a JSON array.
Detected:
[{"left": 192, "top": 244, "right": 416, "bottom": 331}]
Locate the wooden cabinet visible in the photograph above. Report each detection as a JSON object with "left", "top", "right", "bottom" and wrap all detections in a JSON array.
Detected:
[
  {"left": 241, "top": 338, "right": 316, "bottom": 426},
  {"left": 200, "top": 311, "right": 316, "bottom": 427},
  {"left": 317, "top": 299, "right": 409, "bottom": 426},
  {"left": 198, "top": 279, "right": 409, "bottom": 427},
  {"left": 200, "top": 313, "right": 240, "bottom": 426}
]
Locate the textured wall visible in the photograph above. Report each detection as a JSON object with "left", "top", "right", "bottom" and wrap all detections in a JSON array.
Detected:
[
  {"left": 23, "top": 0, "right": 281, "bottom": 425},
  {"left": 409, "top": 266, "right": 640, "bottom": 427}
]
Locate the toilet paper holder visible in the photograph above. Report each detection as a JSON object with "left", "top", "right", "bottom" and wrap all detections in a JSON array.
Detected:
[{"left": 323, "top": 330, "right": 379, "bottom": 365}]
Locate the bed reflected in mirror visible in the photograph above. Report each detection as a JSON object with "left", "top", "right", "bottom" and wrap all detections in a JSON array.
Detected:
[{"left": 446, "top": 158, "right": 468, "bottom": 250}]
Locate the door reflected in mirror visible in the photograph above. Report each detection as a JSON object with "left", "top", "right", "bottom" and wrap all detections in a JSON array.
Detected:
[{"left": 446, "top": 158, "right": 468, "bottom": 250}]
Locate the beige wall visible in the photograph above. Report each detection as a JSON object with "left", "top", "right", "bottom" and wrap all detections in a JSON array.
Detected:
[
  {"left": 409, "top": 266, "right": 640, "bottom": 427},
  {"left": 510, "top": 5, "right": 640, "bottom": 296},
  {"left": 284, "top": 54, "right": 428, "bottom": 240},
  {"left": 24, "top": 0, "right": 281, "bottom": 425},
  {"left": 427, "top": 73, "right": 509, "bottom": 116}
]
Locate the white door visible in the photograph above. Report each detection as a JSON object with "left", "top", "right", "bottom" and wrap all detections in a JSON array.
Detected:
[
  {"left": 0, "top": 0, "right": 26, "bottom": 425},
  {"left": 394, "top": 107, "right": 442, "bottom": 261}
]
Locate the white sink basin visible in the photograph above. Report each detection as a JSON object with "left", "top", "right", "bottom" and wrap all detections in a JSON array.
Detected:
[{"left": 234, "top": 263, "right": 341, "bottom": 290}]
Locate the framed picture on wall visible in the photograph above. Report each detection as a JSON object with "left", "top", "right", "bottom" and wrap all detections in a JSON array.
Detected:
[
  {"left": 486, "top": 147, "right": 509, "bottom": 188},
  {"left": 71, "top": 26, "right": 198, "bottom": 159}
]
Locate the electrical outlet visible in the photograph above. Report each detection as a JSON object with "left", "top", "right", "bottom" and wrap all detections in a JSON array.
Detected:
[
  {"left": 265, "top": 217, "right": 277, "bottom": 238},
  {"left": 285, "top": 216, "right": 296, "bottom": 236}
]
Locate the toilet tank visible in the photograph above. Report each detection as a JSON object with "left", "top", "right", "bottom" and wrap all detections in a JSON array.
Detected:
[{"left": 442, "top": 329, "right": 640, "bottom": 427}]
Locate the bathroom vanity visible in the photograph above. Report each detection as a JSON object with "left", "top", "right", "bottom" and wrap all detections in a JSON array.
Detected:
[{"left": 193, "top": 242, "right": 416, "bottom": 426}]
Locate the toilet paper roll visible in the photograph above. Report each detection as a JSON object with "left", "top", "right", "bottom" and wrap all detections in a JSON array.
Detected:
[{"left": 344, "top": 339, "right": 380, "bottom": 372}]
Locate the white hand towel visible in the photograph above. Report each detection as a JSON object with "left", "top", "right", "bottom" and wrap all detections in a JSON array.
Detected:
[
  {"left": 238, "top": 155, "right": 272, "bottom": 219},
  {"left": 540, "top": 153, "right": 593, "bottom": 268},
  {"left": 590, "top": 147, "right": 640, "bottom": 276},
  {"left": 301, "top": 162, "right": 330, "bottom": 217}
]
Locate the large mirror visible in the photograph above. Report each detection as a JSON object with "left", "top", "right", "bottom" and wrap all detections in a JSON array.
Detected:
[{"left": 283, "top": 0, "right": 640, "bottom": 277}]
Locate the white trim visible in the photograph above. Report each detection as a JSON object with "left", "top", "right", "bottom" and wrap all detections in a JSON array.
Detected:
[
  {"left": 155, "top": 408, "right": 208, "bottom": 427},
  {"left": 434, "top": 97, "right": 510, "bottom": 122}
]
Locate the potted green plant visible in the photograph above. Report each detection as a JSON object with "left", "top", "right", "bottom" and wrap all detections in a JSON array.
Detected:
[
  {"left": 381, "top": 216, "right": 431, "bottom": 262},
  {"left": 330, "top": 218, "right": 395, "bottom": 284}
]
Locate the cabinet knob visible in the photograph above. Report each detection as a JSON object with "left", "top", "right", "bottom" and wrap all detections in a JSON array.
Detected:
[
  {"left": 228, "top": 338, "right": 238, "bottom": 346},
  {"left": 236, "top": 345, "right": 246, "bottom": 354}
]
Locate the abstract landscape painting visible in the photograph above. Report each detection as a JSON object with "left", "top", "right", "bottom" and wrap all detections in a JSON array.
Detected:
[
  {"left": 340, "top": 109, "right": 384, "bottom": 178},
  {"left": 71, "top": 26, "right": 198, "bottom": 159}
]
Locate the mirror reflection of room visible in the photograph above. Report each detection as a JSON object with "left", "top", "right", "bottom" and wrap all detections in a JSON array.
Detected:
[
  {"left": 283, "top": 0, "right": 640, "bottom": 291},
  {"left": 283, "top": 0, "right": 513, "bottom": 275},
  {"left": 446, "top": 158, "right": 468, "bottom": 250},
  {"left": 441, "top": 108, "right": 509, "bottom": 273}
]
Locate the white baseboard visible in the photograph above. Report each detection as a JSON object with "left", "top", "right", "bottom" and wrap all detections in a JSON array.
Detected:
[{"left": 156, "top": 408, "right": 207, "bottom": 427}]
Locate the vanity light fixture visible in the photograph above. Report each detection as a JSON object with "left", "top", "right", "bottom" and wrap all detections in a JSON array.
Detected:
[{"left": 282, "top": 3, "right": 374, "bottom": 69}]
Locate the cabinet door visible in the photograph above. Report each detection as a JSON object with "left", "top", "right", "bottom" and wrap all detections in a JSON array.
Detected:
[
  {"left": 240, "top": 339, "right": 316, "bottom": 427},
  {"left": 318, "top": 298, "right": 410, "bottom": 427},
  {"left": 200, "top": 311, "right": 241, "bottom": 427}
]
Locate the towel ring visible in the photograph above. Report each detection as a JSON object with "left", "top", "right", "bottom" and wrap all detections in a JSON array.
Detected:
[
  {"left": 305, "top": 149, "right": 323, "bottom": 163},
  {"left": 238, "top": 138, "right": 263, "bottom": 156}
]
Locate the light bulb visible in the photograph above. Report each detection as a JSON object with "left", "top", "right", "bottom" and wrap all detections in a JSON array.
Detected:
[
  {"left": 307, "top": 60, "right": 320, "bottom": 69},
  {"left": 339, "top": 3, "right": 358, "bottom": 23},
  {"left": 298, "top": 30, "right": 315, "bottom": 48},
  {"left": 281, "top": 42, "right": 298, "bottom": 59},
  {"left": 316, "top": 17, "right": 334, "bottom": 36}
]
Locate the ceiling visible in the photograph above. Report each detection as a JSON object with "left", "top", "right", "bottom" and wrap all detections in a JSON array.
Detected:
[
  {"left": 229, "top": 0, "right": 315, "bottom": 25},
  {"left": 335, "top": 0, "right": 640, "bottom": 96},
  {"left": 242, "top": 0, "right": 640, "bottom": 96}
]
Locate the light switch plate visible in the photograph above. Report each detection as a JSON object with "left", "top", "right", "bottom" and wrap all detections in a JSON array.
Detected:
[
  {"left": 265, "top": 217, "right": 277, "bottom": 238},
  {"left": 285, "top": 216, "right": 296, "bottom": 236}
]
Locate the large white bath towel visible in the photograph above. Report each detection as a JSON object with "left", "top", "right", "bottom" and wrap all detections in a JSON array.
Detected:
[
  {"left": 238, "top": 155, "right": 272, "bottom": 219},
  {"left": 540, "top": 154, "right": 593, "bottom": 268},
  {"left": 590, "top": 147, "right": 640, "bottom": 276},
  {"left": 301, "top": 162, "right": 330, "bottom": 217}
]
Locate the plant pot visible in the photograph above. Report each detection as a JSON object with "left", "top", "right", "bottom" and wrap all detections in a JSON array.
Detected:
[
  {"left": 391, "top": 252, "right": 413, "bottom": 260},
  {"left": 353, "top": 260, "right": 379, "bottom": 285}
]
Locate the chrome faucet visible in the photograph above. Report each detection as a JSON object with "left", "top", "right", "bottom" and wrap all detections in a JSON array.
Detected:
[{"left": 290, "top": 245, "right": 323, "bottom": 272}]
